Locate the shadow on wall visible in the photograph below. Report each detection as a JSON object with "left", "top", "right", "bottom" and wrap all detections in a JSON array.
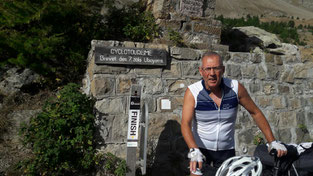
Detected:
[{"left": 149, "top": 120, "right": 189, "bottom": 176}]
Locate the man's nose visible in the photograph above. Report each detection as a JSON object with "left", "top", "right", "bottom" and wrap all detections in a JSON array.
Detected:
[{"left": 209, "top": 68, "right": 215, "bottom": 75}]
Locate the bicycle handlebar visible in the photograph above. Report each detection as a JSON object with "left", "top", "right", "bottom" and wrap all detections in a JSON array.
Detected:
[{"left": 269, "top": 149, "right": 280, "bottom": 176}]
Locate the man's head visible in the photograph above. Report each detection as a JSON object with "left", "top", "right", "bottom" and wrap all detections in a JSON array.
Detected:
[{"left": 199, "top": 52, "right": 225, "bottom": 91}]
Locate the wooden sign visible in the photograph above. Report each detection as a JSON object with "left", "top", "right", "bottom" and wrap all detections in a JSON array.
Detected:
[{"left": 95, "top": 46, "right": 167, "bottom": 66}]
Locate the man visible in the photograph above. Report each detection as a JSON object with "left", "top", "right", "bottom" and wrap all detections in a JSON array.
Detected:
[{"left": 181, "top": 52, "right": 287, "bottom": 175}]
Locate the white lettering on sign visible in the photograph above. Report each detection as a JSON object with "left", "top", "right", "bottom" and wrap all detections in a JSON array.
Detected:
[
  {"left": 110, "top": 48, "right": 152, "bottom": 56},
  {"left": 127, "top": 110, "right": 140, "bottom": 140},
  {"left": 99, "top": 55, "right": 117, "bottom": 62}
]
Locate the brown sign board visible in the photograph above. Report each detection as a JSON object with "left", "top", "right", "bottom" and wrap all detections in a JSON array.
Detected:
[{"left": 95, "top": 46, "right": 167, "bottom": 66}]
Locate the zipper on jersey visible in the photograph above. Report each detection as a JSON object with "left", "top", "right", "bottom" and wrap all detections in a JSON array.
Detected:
[{"left": 215, "top": 90, "right": 224, "bottom": 150}]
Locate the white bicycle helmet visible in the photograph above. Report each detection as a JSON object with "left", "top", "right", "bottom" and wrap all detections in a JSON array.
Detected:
[{"left": 215, "top": 156, "right": 262, "bottom": 176}]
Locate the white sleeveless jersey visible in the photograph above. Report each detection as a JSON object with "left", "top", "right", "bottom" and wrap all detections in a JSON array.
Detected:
[{"left": 188, "top": 78, "right": 239, "bottom": 151}]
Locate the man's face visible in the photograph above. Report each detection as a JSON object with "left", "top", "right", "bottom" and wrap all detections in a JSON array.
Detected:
[{"left": 199, "top": 55, "right": 225, "bottom": 90}]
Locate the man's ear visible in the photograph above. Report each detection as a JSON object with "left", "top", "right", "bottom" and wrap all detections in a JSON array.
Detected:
[
  {"left": 221, "top": 66, "right": 225, "bottom": 74},
  {"left": 199, "top": 67, "right": 203, "bottom": 76}
]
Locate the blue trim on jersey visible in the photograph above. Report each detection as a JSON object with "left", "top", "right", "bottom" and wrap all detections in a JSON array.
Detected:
[{"left": 196, "top": 79, "right": 238, "bottom": 111}]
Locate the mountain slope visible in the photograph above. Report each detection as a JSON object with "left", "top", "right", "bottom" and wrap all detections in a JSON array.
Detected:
[{"left": 215, "top": 0, "right": 313, "bottom": 19}]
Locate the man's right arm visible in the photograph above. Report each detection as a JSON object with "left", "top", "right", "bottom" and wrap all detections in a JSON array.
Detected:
[
  {"left": 181, "top": 88, "right": 197, "bottom": 149},
  {"left": 181, "top": 88, "right": 203, "bottom": 173}
]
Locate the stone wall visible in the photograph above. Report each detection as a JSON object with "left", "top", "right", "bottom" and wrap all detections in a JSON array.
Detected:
[
  {"left": 82, "top": 40, "right": 313, "bottom": 172},
  {"left": 147, "top": 0, "right": 221, "bottom": 49}
]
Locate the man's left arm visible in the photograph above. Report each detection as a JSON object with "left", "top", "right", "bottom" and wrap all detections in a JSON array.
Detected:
[{"left": 237, "top": 82, "right": 287, "bottom": 157}]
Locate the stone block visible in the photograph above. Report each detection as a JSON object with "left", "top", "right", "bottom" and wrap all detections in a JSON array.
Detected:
[
  {"left": 91, "top": 75, "right": 115, "bottom": 98},
  {"left": 294, "top": 64, "right": 308, "bottom": 79},
  {"left": 95, "top": 97, "right": 125, "bottom": 114},
  {"left": 122, "top": 41, "right": 136, "bottom": 48},
  {"left": 266, "top": 64, "right": 280, "bottom": 80},
  {"left": 262, "top": 83, "right": 276, "bottom": 95},
  {"left": 192, "top": 23, "right": 221, "bottom": 36},
  {"left": 278, "top": 85, "right": 290, "bottom": 94},
  {"left": 141, "top": 96, "right": 156, "bottom": 112},
  {"left": 182, "top": 22, "right": 192, "bottom": 32},
  {"left": 91, "top": 40, "right": 118, "bottom": 50},
  {"left": 305, "top": 110, "right": 313, "bottom": 126},
  {"left": 257, "top": 96, "right": 272, "bottom": 108},
  {"left": 265, "top": 53, "right": 275, "bottom": 63},
  {"left": 249, "top": 82, "right": 261, "bottom": 93},
  {"left": 112, "top": 115, "right": 128, "bottom": 142},
  {"left": 307, "top": 97, "right": 313, "bottom": 106},
  {"left": 181, "top": 62, "right": 200, "bottom": 77},
  {"left": 162, "top": 62, "right": 182, "bottom": 78},
  {"left": 278, "top": 111, "right": 297, "bottom": 127},
  {"left": 272, "top": 96, "right": 286, "bottom": 109},
  {"left": 295, "top": 128, "right": 311, "bottom": 143},
  {"left": 93, "top": 64, "right": 129, "bottom": 75},
  {"left": 275, "top": 56, "right": 283, "bottom": 65},
  {"left": 139, "top": 77, "right": 163, "bottom": 95},
  {"left": 284, "top": 55, "right": 301, "bottom": 63},
  {"left": 144, "top": 43, "right": 169, "bottom": 51},
  {"left": 292, "top": 85, "right": 304, "bottom": 95},
  {"left": 230, "top": 52, "right": 251, "bottom": 63},
  {"left": 101, "top": 143, "right": 127, "bottom": 159},
  {"left": 211, "top": 44, "right": 229, "bottom": 53},
  {"left": 280, "top": 68, "right": 294, "bottom": 84},
  {"left": 148, "top": 113, "right": 181, "bottom": 139},
  {"left": 236, "top": 111, "right": 254, "bottom": 128},
  {"left": 134, "top": 67, "right": 162, "bottom": 76},
  {"left": 257, "top": 65, "right": 266, "bottom": 80},
  {"left": 266, "top": 112, "right": 279, "bottom": 127},
  {"left": 170, "top": 47, "right": 201, "bottom": 60},
  {"left": 278, "top": 128, "right": 292, "bottom": 143},
  {"left": 116, "top": 75, "right": 136, "bottom": 95},
  {"left": 95, "top": 114, "right": 114, "bottom": 143},
  {"left": 288, "top": 97, "right": 302, "bottom": 110},
  {"left": 251, "top": 52, "right": 263, "bottom": 63},
  {"left": 237, "top": 129, "right": 255, "bottom": 145},
  {"left": 226, "top": 64, "right": 241, "bottom": 79},
  {"left": 167, "top": 79, "right": 188, "bottom": 95},
  {"left": 242, "top": 65, "right": 257, "bottom": 79}
]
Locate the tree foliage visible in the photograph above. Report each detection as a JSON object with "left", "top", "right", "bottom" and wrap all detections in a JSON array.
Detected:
[
  {"left": 0, "top": 0, "right": 159, "bottom": 87},
  {"left": 19, "top": 83, "right": 96, "bottom": 175},
  {"left": 0, "top": 0, "right": 106, "bottom": 86}
]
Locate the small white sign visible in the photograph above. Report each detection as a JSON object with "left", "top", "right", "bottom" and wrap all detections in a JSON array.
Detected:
[
  {"left": 127, "top": 141, "right": 138, "bottom": 147},
  {"left": 161, "top": 99, "right": 171, "bottom": 110},
  {"left": 127, "top": 110, "right": 140, "bottom": 140}
]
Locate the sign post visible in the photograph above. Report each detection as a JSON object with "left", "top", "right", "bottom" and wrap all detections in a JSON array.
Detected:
[
  {"left": 138, "top": 102, "right": 149, "bottom": 175},
  {"left": 126, "top": 85, "right": 141, "bottom": 176}
]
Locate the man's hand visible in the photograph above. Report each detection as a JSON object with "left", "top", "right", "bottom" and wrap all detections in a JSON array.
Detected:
[
  {"left": 268, "top": 141, "right": 287, "bottom": 157},
  {"left": 188, "top": 148, "right": 205, "bottom": 174}
]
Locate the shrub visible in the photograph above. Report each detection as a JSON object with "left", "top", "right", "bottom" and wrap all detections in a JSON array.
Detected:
[
  {"left": 102, "top": 153, "right": 127, "bottom": 176},
  {"left": 253, "top": 134, "right": 265, "bottom": 145},
  {"left": 19, "top": 83, "right": 96, "bottom": 175},
  {"left": 104, "top": 1, "right": 159, "bottom": 42},
  {"left": 168, "top": 29, "right": 186, "bottom": 47}
]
